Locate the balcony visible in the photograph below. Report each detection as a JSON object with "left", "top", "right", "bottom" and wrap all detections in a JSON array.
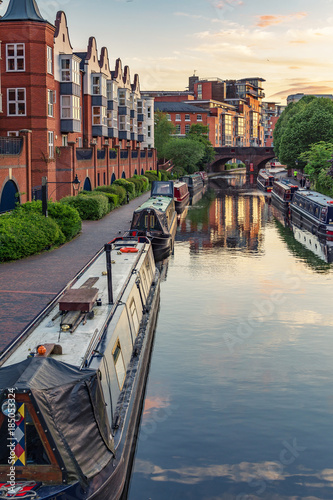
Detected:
[{"left": 61, "top": 119, "right": 81, "bottom": 134}]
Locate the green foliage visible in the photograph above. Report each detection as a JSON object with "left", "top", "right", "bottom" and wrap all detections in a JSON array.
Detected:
[
  {"left": 160, "top": 170, "right": 172, "bottom": 181},
  {"left": 17, "top": 200, "right": 81, "bottom": 241},
  {"left": 0, "top": 209, "right": 65, "bottom": 262},
  {"left": 164, "top": 138, "right": 205, "bottom": 174},
  {"left": 299, "top": 141, "right": 333, "bottom": 182},
  {"left": 154, "top": 110, "right": 175, "bottom": 161},
  {"left": 61, "top": 193, "right": 109, "bottom": 220},
  {"left": 96, "top": 184, "right": 127, "bottom": 205},
  {"left": 144, "top": 170, "right": 160, "bottom": 183},
  {"left": 273, "top": 97, "right": 333, "bottom": 167},
  {"left": 112, "top": 179, "right": 135, "bottom": 198},
  {"left": 187, "top": 124, "right": 215, "bottom": 169},
  {"left": 127, "top": 175, "right": 149, "bottom": 195}
]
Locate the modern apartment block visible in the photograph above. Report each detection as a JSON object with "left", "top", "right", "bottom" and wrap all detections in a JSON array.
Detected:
[
  {"left": 0, "top": 0, "right": 156, "bottom": 210},
  {"left": 261, "top": 102, "right": 286, "bottom": 147},
  {"left": 144, "top": 74, "right": 266, "bottom": 148}
]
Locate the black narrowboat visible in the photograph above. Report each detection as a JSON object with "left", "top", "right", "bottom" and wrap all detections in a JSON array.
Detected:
[
  {"left": 290, "top": 190, "right": 333, "bottom": 240},
  {"left": 257, "top": 169, "right": 275, "bottom": 192},
  {"left": 271, "top": 179, "right": 298, "bottom": 215},
  {"left": 180, "top": 174, "right": 203, "bottom": 198}
]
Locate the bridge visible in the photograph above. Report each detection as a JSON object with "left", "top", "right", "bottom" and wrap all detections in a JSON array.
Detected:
[{"left": 209, "top": 147, "right": 275, "bottom": 174}]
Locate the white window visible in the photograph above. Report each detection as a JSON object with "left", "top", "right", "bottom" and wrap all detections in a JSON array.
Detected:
[
  {"left": 197, "top": 114, "right": 202, "bottom": 121},
  {"left": 48, "top": 131, "right": 54, "bottom": 159},
  {"left": 147, "top": 125, "right": 151, "bottom": 138},
  {"left": 185, "top": 124, "right": 190, "bottom": 134},
  {"left": 62, "top": 135, "right": 68, "bottom": 146},
  {"left": 118, "top": 89, "right": 126, "bottom": 106},
  {"left": 92, "top": 106, "right": 106, "bottom": 126},
  {"left": 47, "top": 90, "right": 55, "bottom": 117},
  {"left": 166, "top": 114, "right": 171, "bottom": 121},
  {"left": 7, "top": 88, "right": 26, "bottom": 116},
  {"left": 119, "top": 115, "right": 126, "bottom": 131},
  {"left": 197, "top": 84, "right": 202, "bottom": 100},
  {"left": 7, "top": 131, "right": 19, "bottom": 137},
  {"left": 61, "top": 96, "right": 71, "bottom": 118},
  {"left": 72, "top": 59, "right": 80, "bottom": 85},
  {"left": 61, "top": 59, "right": 71, "bottom": 82},
  {"left": 175, "top": 114, "right": 181, "bottom": 121},
  {"left": 6, "top": 44, "right": 25, "bottom": 72},
  {"left": 61, "top": 95, "right": 80, "bottom": 120},
  {"left": 92, "top": 76, "right": 100, "bottom": 95},
  {"left": 47, "top": 46, "right": 53, "bottom": 74},
  {"left": 175, "top": 124, "right": 181, "bottom": 134},
  {"left": 185, "top": 114, "right": 190, "bottom": 121},
  {"left": 147, "top": 106, "right": 151, "bottom": 118},
  {"left": 107, "top": 81, "right": 116, "bottom": 101},
  {"left": 77, "top": 137, "right": 82, "bottom": 148}
]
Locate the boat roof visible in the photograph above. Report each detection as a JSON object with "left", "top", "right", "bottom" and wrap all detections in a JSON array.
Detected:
[
  {"left": 134, "top": 196, "right": 172, "bottom": 213},
  {"left": 1, "top": 237, "right": 151, "bottom": 369},
  {"left": 174, "top": 181, "right": 188, "bottom": 189},
  {"left": 295, "top": 189, "right": 333, "bottom": 205},
  {"left": 274, "top": 179, "right": 298, "bottom": 189},
  {"left": 258, "top": 169, "right": 274, "bottom": 177}
]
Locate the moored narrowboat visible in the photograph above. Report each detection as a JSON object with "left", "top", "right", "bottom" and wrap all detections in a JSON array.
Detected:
[
  {"left": 271, "top": 179, "right": 298, "bottom": 215},
  {"left": 130, "top": 195, "right": 177, "bottom": 261},
  {"left": 151, "top": 180, "right": 174, "bottom": 198},
  {"left": 173, "top": 181, "right": 190, "bottom": 214},
  {"left": 257, "top": 169, "right": 275, "bottom": 192},
  {"left": 290, "top": 190, "right": 333, "bottom": 239},
  {"left": 0, "top": 236, "right": 160, "bottom": 500},
  {"left": 180, "top": 174, "right": 203, "bottom": 197}
]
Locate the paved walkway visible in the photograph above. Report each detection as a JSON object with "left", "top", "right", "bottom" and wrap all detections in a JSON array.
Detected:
[{"left": 0, "top": 192, "right": 150, "bottom": 352}]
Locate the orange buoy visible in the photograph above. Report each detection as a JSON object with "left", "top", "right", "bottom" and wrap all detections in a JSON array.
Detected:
[
  {"left": 38, "top": 345, "right": 47, "bottom": 356},
  {"left": 120, "top": 247, "right": 138, "bottom": 253}
]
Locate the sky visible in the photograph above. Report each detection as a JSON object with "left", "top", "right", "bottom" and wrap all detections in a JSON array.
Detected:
[{"left": 2, "top": 0, "right": 333, "bottom": 103}]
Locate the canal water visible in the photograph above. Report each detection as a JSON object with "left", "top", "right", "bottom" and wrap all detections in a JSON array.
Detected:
[{"left": 128, "top": 173, "right": 333, "bottom": 500}]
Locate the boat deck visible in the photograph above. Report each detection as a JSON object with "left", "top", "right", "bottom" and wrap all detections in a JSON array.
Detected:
[{"left": 3, "top": 239, "right": 149, "bottom": 369}]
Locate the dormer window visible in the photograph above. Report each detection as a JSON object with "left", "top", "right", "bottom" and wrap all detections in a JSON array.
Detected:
[
  {"left": 60, "top": 57, "right": 80, "bottom": 85},
  {"left": 92, "top": 75, "right": 106, "bottom": 97},
  {"left": 6, "top": 44, "right": 25, "bottom": 72}
]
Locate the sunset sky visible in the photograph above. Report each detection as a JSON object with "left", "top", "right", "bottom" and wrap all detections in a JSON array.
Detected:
[{"left": 2, "top": 0, "right": 333, "bottom": 103}]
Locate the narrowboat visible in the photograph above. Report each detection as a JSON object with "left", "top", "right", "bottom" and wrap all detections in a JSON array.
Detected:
[
  {"left": 290, "top": 190, "right": 333, "bottom": 239},
  {"left": 271, "top": 179, "right": 298, "bottom": 215},
  {"left": 180, "top": 174, "right": 203, "bottom": 198},
  {"left": 130, "top": 193, "right": 177, "bottom": 261},
  {"left": 194, "top": 171, "right": 208, "bottom": 185},
  {"left": 0, "top": 236, "right": 161, "bottom": 500},
  {"left": 150, "top": 180, "right": 174, "bottom": 198},
  {"left": 257, "top": 169, "right": 275, "bottom": 192},
  {"left": 173, "top": 181, "right": 190, "bottom": 214}
]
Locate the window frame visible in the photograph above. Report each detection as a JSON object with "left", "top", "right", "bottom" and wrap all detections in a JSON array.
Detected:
[
  {"left": 48, "top": 131, "right": 54, "bottom": 159},
  {"left": 6, "top": 43, "right": 25, "bottom": 72},
  {"left": 47, "top": 46, "right": 53, "bottom": 75},
  {"left": 7, "top": 88, "right": 26, "bottom": 116}
]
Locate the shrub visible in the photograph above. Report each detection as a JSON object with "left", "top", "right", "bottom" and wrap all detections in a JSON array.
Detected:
[
  {"left": 0, "top": 209, "right": 65, "bottom": 262},
  {"left": 61, "top": 194, "right": 109, "bottom": 220},
  {"left": 144, "top": 171, "right": 159, "bottom": 184},
  {"left": 127, "top": 177, "right": 145, "bottom": 194},
  {"left": 160, "top": 170, "right": 172, "bottom": 181},
  {"left": 109, "top": 184, "right": 126, "bottom": 205},
  {"left": 17, "top": 200, "right": 81, "bottom": 242},
  {"left": 113, "top": 179, "right": 135, "bottom": 198}
]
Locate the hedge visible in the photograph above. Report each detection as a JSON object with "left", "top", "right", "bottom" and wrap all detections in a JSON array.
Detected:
[
  {"left": 61, "top": 193, "right": 109, "bottom": 220},
  {"left": 0, "top": 208, "right": 65, "bottom": 262},
  {"left": 144, "top": 171, "right": 160, "bottom": 183},
  {"left": 112, "top": 179, "right": 135, "bottom": 198}
]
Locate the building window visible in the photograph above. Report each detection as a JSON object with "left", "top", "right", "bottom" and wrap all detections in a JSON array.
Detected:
[
  {"left": 6, "top": 44, "right": 25, "bottom": 72},
  {"left": 197, "top": 84, "right": 202, "bottom": 100},
  {"left": 77, "top": 137, "right": 82, "bottom": 148},
  {"left": 92, "top": 106, "right": 106, "bottom": 126},
  {"left": 72, "top": 59, "right": 80, "bottom": 85},
  {"left": 107, "top": 81, "right": 117, "bottom": 101},
  {"left": 48, "top": 131, "right": 54, "bottom": 159},
  {"left": 61, "top": 95, "right": 80, "bottom": 120},
  {"left": 7, "top": 88, "right": 26, "bottom": 116},
  {"left": 119, "top": 115, "right": 126, "bottom": 131},
  {"left": 47, "top": 90, "right": 55, "bottom": 117},
  {"left": 62, "top": 135, "right": 68, "bottom": 146},
  {"left": 7, "top": 131, "right": 19, "bottom": 137},
  {"left": 175, "top": 114, "right": 181, "bottom": 121},
  {"left": 185, "top": 124, "right": 190, "bottom": 134},
  {"left": 147, "top": 125, "right": 151, "bottom": 138},
  {"left": 197, "top": 114, "right": 202, "bottom": 121},
  {"left": 147, "top": 106, "right": 151, "bottom": 118},
  {"left": 92, "top": 76, "right": 100, "bottom": 95},
  {"left": 61, "top": 59, "right": 71, "bottom": 82},
  {"left": 175, "top": 124, "right": 181, "bottom": 134},
  {"left": 185, "top": 114, "right": 190, "bottom": 121},
  {"left": 166, "top": 114, "right": 171, "bottom": 121},
  {"left": 118, "top": 89, "right": 127, "bottom": 106},
  {"left": 97, "top": 172, "right": 100, "bottom": 186},
  {"left": 47, "top": 46, "right": 53, "bottom": 74}
]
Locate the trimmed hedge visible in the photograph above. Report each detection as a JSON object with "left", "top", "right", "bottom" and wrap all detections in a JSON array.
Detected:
[
  {"left": 112, "top": 179, "right": 135, "bottom": 198},
  {"left": 144, "top": 170, "right": 161, "bottom": 183},
  {"left": 61, "top": 193, "right": 109, "bottom": 220},
  {"left": 0, "top": 208, "right": 65, "bottom": 262}
]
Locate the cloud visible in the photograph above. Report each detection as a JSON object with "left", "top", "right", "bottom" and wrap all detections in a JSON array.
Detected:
[
  {"left": 174, "top": 12, "right": 211, "bottom": 21},
  {"left": 256, "top": 12, "right": 308, "bottom": 28},
  {"left": 212, "top": 0, "right": 243, "bottom": 8}
]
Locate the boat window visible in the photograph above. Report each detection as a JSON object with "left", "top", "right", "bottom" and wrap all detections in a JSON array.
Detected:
[
  {"left": 129, "top": 298, "right": 140, "bottom": 335},
  {"left": 150, "top": 215, "right": 155, "bottom": 228},
  {"left": 320, "top": 207, "right": 328, "bottom": 222},
  {"left": 314, "top": 206, "right": 320, "bottom": 218},
  {"left": 113, "top": 340, "right": 126, "bottom": 390},
  {"left": 144, "top": 215, "right": 148, "bottom": 228},
  {"left": 0, "top": 402, "right": 51, "bottom": 466}
]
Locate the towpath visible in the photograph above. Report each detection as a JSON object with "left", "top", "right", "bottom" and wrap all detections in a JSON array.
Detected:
[{"left": 0, "top": 192, "right": 150, "bottom": 352}]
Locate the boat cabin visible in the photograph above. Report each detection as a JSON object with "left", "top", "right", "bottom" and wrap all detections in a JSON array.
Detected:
[
  {"left": 257, "top": 170, "right": 275, "bottom": 191},
  {"left": 151, "top": 181, "right": 174, "bottom": 198},
  {"left": 272, "top": 179, "right": 298, "bottom": 202},
  {"left": 292, "top": 191, "right": 333, "bottom": 224},
  {"left": 131, "top": 197, "right": 175, "bottom": 236}
]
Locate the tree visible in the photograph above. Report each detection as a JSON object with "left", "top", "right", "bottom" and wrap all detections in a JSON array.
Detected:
[
  {"left": 299, "top": 141, "right": 333, "bottom": 195},
  {"left": 154, "top": 111, "right": 175, "bottom": 161},
  {"left": 273, "top": 97, "right": 333, "bottom": 168},
  {"left": 164, "top": 138, "right": 205, "bottom": 175},
  {"left": 186, "top": 124, "right": 215, "bottom": 169}
]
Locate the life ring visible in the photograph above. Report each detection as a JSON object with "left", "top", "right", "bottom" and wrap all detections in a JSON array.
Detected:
[{"left": 120, "top": 247, "right": 138, "bottom": 253}]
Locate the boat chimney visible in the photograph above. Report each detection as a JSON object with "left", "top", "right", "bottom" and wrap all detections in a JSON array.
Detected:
[{"left": 104, "top": 243, "right": 113, "bottom": 304}]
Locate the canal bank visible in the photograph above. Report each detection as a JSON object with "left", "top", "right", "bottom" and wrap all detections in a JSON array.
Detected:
[{"left": 0, "top": 192, "right": 150, "bottom": 351}]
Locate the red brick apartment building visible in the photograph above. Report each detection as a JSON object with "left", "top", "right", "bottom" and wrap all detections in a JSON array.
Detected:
[
  {"left": 0, "top": 0, "right": 156, "bottom": 212},
  {"left": 144, "top": 74, "right": 268, "bottom": 149}
]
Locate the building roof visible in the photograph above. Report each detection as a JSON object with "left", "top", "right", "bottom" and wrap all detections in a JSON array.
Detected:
[
  {"left": 154, "top": 102, "right": 209, "bottom": 113},
  {"left": 1, "top": 0, "right": 46, "bottom": 22}
]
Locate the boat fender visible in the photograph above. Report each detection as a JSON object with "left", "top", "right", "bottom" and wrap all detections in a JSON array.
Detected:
[{"left": 120, "top": 247, "right": 139, "bottom": 253}]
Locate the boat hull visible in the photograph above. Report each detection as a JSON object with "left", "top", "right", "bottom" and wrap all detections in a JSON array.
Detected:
[
  {"left": 175, "top": 192, "right": 190, "bottom": 214},
  {"left": 290, "top": 205, "right": 328, "bottom": 239}
]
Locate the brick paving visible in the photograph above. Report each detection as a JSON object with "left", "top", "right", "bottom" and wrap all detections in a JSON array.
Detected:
[{"left": 0, "top": 193, "right": 150, "bottom": 352}]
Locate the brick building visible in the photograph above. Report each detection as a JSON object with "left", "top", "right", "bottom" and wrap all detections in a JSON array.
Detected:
[
  {"left": 144, "top": 75, "right": 266, "bottom": 149},
  {"left": 0, "top": 0, "right": 156, "bottom": 211},
  {"left": 261, "top": 102, "right": 286, "bottom": 148}
]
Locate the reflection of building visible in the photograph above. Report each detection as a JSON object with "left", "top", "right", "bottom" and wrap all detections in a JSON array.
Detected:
[{"left": 178, "top": 190, "right": 268, "bottom": 254}]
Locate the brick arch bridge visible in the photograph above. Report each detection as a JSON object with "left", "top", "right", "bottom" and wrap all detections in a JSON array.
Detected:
[{"left": 210, "top": 147, "right": 275, "bottom": 174}]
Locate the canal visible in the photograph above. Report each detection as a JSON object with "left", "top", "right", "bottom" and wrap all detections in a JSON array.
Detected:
[{"left": 128, "top": 173, "right": 333, "bottom": 500}]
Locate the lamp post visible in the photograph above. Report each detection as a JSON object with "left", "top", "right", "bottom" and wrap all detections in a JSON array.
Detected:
[{"left": 42, "top": 174, "right": 81, "bottom": 216}]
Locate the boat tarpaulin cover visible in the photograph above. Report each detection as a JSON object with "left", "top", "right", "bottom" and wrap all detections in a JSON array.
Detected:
[{"left": 0, "top": 357, "right": 114, "bottom": 484}]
